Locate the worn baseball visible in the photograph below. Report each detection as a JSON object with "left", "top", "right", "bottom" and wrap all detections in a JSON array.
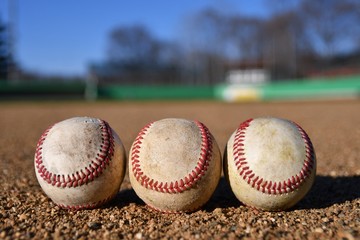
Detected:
[
  {"left": 224, "top": 117, "right": 316, "bottom": 211},
  {"left": 34, "top": 117, "right": 126, "bottom": 209},
  {"left": 129, "top": 118, "right": 222, "bottom": 213}
]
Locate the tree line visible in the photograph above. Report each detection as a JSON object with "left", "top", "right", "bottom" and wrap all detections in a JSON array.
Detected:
[
  {"left": 0, "top": 16, "right": 12, "bottom": 80},
  {"left": 95, "top": 0, "right": 360, "bottom": 85},
  {"left": 2, "top": 0, "right": 360, "bottom": 84}
]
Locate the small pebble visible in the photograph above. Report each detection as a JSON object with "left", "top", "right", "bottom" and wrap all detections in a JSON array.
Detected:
[{"left": 88, "top": 222, "right": 101, "bottom": 230}]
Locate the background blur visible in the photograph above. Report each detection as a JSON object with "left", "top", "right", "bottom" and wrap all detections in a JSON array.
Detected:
[{"left": 0, "top": 0, "right": 359, "bottom": 101}]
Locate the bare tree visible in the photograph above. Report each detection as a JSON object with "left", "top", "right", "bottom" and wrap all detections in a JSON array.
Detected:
[
  {"left": 104, "top": 25, "right": 182, "bottom": 85},
  {"left": 0, "top": 16, "right": 10, "bottom": 80},
  {"left": 108, "top": 25, "right": 159, "bottom": 64},
  {"left": 300, "top": 0, "right": 360, "bottom": 57},
  {"left": 182, "top": 8, "right": 227, "bottom": 54},
  {"left": 226, "top": 16, "right": 264, "bottom": 61},
  {"left": 180, "top": 8, "right": 231, "bottom": 85},
  {"left": 99, "top": 1, "right": 360, "bottom": 86},
  {"left": 263, "top": 10, "right": 312, "bottom": 80}
]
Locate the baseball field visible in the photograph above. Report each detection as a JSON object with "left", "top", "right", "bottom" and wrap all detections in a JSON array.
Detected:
[{"left": 0, "top": 99, "right": 359, "bottom": 239}]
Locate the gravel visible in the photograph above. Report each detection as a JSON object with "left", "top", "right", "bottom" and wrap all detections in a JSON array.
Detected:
[{"left": 0, "top": 100, "right": 359, "bottom": 239}]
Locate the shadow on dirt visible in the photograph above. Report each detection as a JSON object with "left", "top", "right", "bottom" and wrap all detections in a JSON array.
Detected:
[
  {"left": 206, "top": 175, "right": 360, "bottom": 211},
  {"left": 107, "top": 175, "right": 360, "bottom": 211},
  {"left": 297, "top": 175, "right": 360, "bottom": 210},
  {"left": 107, "top": 188, "right": 145, "bottom": 209},
  {"left": 204, "top": 177, "right": 241, "bottom": 211}
]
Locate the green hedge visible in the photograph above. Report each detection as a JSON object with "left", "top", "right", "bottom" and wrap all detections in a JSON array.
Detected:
[
  {"left": 0, "top": 81, "right": 85, "bottom": 98},
  {"left": 262, "top": 76, "right": 360, "bottom": 100},
  {"left": 98, "top": 85, "right": 215, "bottom": 100},
  {"left": 1, "top": 75, "right": 359, "bottom": 101}
]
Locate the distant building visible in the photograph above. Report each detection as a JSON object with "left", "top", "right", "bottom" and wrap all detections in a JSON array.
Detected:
[{"left": 225, "top": 69, "right": 269, "bottom": 85}]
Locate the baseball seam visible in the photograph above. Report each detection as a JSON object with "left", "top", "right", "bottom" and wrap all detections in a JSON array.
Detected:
[
  {"left": 233, "top": 118, "right": 315, "bottom": 195},
  {"left": 34, "top": 120, "right": 115, "bottom": 188},
  {"left": 131, "top": 120, "right": 213, "bottom": 194}
]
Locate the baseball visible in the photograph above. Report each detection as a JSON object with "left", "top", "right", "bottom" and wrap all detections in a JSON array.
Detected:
[
  {"left": 129, "top": 118, "right": 222, "bottom": 213},
  {"left": 34, "top": 117, "right": 126, "bottom": 209},
  {"left": 224, "top": 117, "right": 316, "bottom": 211}
]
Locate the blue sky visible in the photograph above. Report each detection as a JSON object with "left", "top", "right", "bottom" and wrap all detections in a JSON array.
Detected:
[{"left": 0, "top": 0, "right": 271, "bottom": 77}]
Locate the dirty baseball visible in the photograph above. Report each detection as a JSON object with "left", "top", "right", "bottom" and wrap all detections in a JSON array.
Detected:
[
  {"left": 224, "top": 117, "right": 316, "bottom": 211},
  {"left": 34, "top": 117, "right": 126, "bottom": 209},
  {"left": 129, "top": 118, "right": 222, "bottom": 213}
]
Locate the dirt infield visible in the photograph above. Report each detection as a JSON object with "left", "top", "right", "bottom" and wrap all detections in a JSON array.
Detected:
[{"left": 1, "top": 100, "right": 359, "bottom": 239}]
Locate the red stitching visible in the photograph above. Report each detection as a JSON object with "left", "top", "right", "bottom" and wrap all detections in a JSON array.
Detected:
[
  {"left": 35, "top": 119, "right": 115, "bottom": 188},
  {"left": 233, "top": 118, "right": 315, "bottom": 195},
  {"left": 131, "top": 120, "right": 213, "bottom": 193}
]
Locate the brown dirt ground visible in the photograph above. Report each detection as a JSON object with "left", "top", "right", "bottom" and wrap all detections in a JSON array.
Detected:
[{"left": 0, "top": 100, "right": 359, "bottom": 239}]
